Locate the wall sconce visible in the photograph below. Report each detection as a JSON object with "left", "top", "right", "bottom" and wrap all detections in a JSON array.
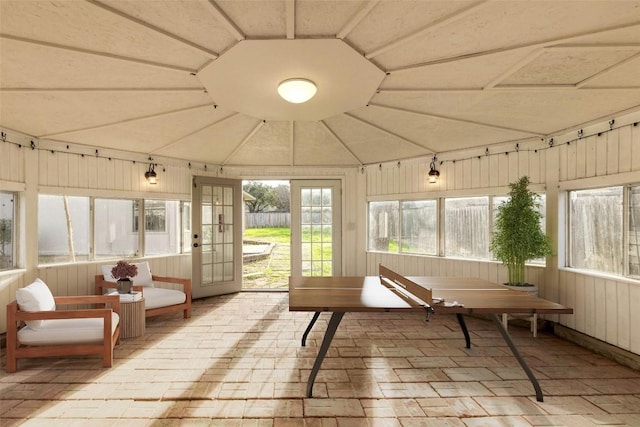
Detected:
[
  {"left": 428, "top": 156, "right": 440, "bottom": 184},
  {"left": 145, "top": 163, "right": 157, "bottom": 184}
]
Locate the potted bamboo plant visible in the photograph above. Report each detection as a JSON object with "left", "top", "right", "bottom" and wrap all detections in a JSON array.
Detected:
[{"left": 490, "top": 176, "right": 552, "bottom": 294}]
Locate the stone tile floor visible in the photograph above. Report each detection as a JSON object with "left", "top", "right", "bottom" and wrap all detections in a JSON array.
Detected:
[{"left": 2, "top": 292, "right": 640, "bottom": 426}]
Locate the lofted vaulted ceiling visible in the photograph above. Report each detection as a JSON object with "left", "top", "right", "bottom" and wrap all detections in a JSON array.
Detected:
[{"left": 1, "top": 0, "right": 640, "bottom": 167}]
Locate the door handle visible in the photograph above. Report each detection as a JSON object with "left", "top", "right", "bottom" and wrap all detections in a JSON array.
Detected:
[
  {"left": 218, "top": 213, "right": 224, "bottom": 232},
  {"left": 193, "top": 243, "right": 199, "bottom": 248}
]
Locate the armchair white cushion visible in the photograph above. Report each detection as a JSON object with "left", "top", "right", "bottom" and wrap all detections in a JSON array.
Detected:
[
  {"left": 15, "top": 278, "right": 56, "bottom": 330},
  {"left": 18, "top": 313, "right": 120, "bottom": 346},
  {"left": 143, "top": 288, "right": 186, "bottom": 310},
  {"left": 96, "top": 262, "right": 191, "bottom": 319}
]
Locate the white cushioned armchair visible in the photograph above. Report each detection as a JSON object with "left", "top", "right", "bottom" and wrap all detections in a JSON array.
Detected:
[
  {"left": 95, "top": 261, "right": 191, "bottom": 319},
  {"left": 6, "top": 278, "right": 121, "bottom": 373}
]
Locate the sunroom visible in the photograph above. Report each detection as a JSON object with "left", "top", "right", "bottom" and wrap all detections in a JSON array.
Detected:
[{"left": 1, "top": 1, "right": 640, "bottom": 424}]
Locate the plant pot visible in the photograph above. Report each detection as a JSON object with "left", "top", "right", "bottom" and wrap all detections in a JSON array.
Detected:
[
  {"left": 503, "top": 283, "right": 538, "bottom": 296},
  {"left": 117, "top": 278, "right": 132, "bottom": 294}
]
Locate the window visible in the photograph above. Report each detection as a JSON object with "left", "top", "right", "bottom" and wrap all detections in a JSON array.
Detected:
[
  {"left": 630, "top": 186, "right": 640, "bottom": 277},
  {"left": 38, "top": 195, "right": 90, "bottom": 265},
  {"left": 0, "top": 192, "right": 15, "bottom": 270},
  {"left": 133, "top": 200, "right": 167, "bottom": 232},
  {"left": 569, "top": 187, "right": 623, "bottom": 275},
  {"left": 367, "top": 199, "right": 437, "bottom": 255},
  {"left": 445, "top": 196, "right": 489, "bottom": 259},
  {"left": 401, "top": 200, "right": 437, "bottom": 255},
  {"left": 94, "top": 198, "right": 139, "bottom": 259},
  {"left": 182, "top": 201, "right": 192, "bottom": 253},
  {"left": 37, "top": 195, "right": 191, "bottom": 264},
  {"left": 368, "top": 201, "right": 398, "bottom": 252},
  {"left": 144, "top": 200, "right": 180, "bottom": 256}
]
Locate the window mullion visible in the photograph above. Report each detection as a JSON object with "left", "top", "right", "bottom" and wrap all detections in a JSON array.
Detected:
[{"left": 623, "top": 185, "right": 630, "bottom": 277}]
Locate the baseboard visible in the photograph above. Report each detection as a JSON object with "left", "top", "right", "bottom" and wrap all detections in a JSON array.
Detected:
[{"left": 553, "top": 324, "right": 640, "bottom": 371}]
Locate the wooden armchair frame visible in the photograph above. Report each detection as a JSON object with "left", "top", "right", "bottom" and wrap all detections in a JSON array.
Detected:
[
  {"left": 95, "top": 274, "right": 192, "bottom": 319},
  {"left": 6, "top": 294, "right": 121, "bottom": 373}
]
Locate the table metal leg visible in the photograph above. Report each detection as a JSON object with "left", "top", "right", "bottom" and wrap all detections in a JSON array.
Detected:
[
  {"left": 306, "top": 311, "right": 345, "bottom": 398},
  {"left": 302, "top": 311, "right": 321, "bottom": 347},
  {"left": 490, "top": 313, "right": 544, "bottom": 402},
  {"left": 456, "top": 313, "right": 471, "bottom": 349}
]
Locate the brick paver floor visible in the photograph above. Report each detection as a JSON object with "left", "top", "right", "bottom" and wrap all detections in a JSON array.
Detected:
[{"left": 2, "top": 292, "right": 640, "bottom": 425}]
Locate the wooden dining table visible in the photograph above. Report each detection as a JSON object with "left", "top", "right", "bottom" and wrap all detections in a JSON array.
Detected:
[{"left": 289, "top": 265, "right": 573, "bottom": 401}]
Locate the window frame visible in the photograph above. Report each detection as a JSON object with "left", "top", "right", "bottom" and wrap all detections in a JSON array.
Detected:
[
  {"left": 0, "top": 191, "right": 17, "bottom": 272},
  {"left": 367, "top": 198, "right": 439, "bottom": 256},
  {"left": 567, "top": 183, "right": 640, "bottom": 279},
  {"left": 37, "top": 194, "right": 191, "bottom": 266},
  {"left": 366, "top": 190, "right": 548, "bottom": 266}
]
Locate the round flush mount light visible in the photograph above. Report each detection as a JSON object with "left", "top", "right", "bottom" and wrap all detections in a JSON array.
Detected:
[{"left": 277, "top": 78, "right": 317, "bottom": 104}]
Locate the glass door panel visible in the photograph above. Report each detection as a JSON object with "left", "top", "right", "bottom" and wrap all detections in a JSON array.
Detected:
[{"left": 192, "top": 176, "right": 242, "bottom": 298}]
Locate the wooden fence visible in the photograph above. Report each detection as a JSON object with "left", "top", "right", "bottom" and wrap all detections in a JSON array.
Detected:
[{"left": 245, "top": 212, "right": 291, "bottom": 228}]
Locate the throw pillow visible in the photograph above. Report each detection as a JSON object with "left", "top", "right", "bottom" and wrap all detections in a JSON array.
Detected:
[{"left": 16, "top": 278, "right": 56, "bottom": 330}]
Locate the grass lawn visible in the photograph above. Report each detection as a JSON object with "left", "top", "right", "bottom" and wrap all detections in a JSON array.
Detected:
[
  {"left": 244, "top": 227, "right": 290, "bottom": 243},
  {"left": 243, "top": 227, "right": 290, "bottom": 289}
]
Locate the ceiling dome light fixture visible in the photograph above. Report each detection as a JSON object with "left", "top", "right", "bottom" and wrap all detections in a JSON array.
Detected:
[{"left": 277, "top": 78, "right": 317, "bottom": 104}]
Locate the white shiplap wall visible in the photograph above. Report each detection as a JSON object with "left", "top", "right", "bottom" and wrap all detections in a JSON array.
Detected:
[
  {"left": 0, "top": 135, "right": 362, "bottom": 333},
  {"left": 364, "top": 113, "right": 640, "bottom": 355}
]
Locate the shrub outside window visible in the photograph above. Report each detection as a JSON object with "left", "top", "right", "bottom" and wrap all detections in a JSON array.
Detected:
[{"left": 0, "top": 192, "right": 15, "bottom": 270}]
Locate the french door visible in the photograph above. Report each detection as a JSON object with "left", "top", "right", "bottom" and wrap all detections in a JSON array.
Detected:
[
  {"left": 191, "top": 176, "right": 242, "bottom": 298},
  {"left": 290, "top": 180, "right": 342, "bottom": 276}
]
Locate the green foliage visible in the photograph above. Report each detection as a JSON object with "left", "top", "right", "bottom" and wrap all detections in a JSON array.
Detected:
[
  {"left": 272, "top": 184, "right": 291, "bottom": 212},
  {"left": 490, "top": 176, "right": 552, "bottom": 286},
  {"left": 0, "top": 218, "right": 11, "bottom": 256},
  {"left": 243, "top": 181, "right": 278, "bottom": 213}
]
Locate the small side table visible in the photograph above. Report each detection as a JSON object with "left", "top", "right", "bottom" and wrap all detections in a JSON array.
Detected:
[{"left": 120, "top": 298, "right": 145, "bottom": 339}]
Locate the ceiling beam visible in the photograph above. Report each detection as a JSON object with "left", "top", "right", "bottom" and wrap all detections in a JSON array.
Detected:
[
  {"left": 205, "top": 0, "right": 245, "bottom": 41},
  {"left": 285, "top": 0, "right": 295, "bottom": 40},
  {"left": 344, "top": 112, "right": 435, "bottom": 153},
  {"left": 483, "top": 49, "right": 546, "bottom": 89},
  {"left": 153, "top": 112, "right": 239, "bottom": 153},
  {"left": 369, "top": 102, "right": 544, "bottom": 136},
  {"left": 389, "top": 21, "right": 640, "bottom": 73},
  {"left": 548, "top": 43, "right": 640, "bottom": 51},
  {"left": 577, "top": 50, "right": 640, "bottom": 88},
  {"left": 221, "top": 120, "right": 265, "bottom": 165},
  {"left": 365, "top": 0, "right": 493, "bottom": 59},
  {"left": 85, "top": 0, "right": 218, "bottom": 59},
  {"left": 0, "top": 88, "right": 204, "bottom": 93},
  {"left": 39, "top": 104, "right": 215, "bottom": 138},
  {"left": 319, "top": 121, "right": 364, "bottom": 165},
  {"left": 337, "top": 0, "right": 380, "bottom": 40},
  {"left": 0, "top": 33, "right": 196, "bottom": 74}
]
